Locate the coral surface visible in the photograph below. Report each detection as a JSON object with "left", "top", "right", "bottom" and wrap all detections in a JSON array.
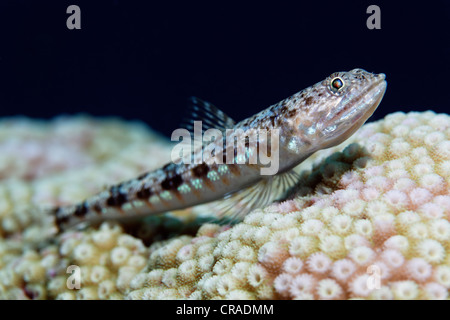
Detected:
[{"left": 0, "top": 111, "right": 449, "bottom": 300}]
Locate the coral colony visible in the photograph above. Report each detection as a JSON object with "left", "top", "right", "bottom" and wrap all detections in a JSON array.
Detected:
[{"left": 0, "top": 111, "right": 449, "bottom": 299}]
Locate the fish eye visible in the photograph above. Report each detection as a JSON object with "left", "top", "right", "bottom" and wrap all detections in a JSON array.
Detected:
[{"left": 330, "top": 77, "right": 345, "bottom": 93}]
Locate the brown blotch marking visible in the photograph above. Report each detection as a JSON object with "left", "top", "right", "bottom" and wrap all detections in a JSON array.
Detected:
[
  {"left": 228, "top": 164, "right": 240, "bottom": 176},
  {"left": 304, "top": 199, "right": 315, "bottom": 207},
  {"left": 93, "top": 203, "right": 103, "bottom": 214},
  {"left": 286, "top": 109, "right": 297, "bottom": 118},
  {"left": 268, "top": 115, "right": 276, "bottom": 127},
  {"left": 161, "top": 174, "right": 183, "bottom": 191},
  {"left": 174, "top": 191, "right": 184, "bottom": 202},
  {"left": 74, "top": 201, "right": 88, "bottom": 218},
  {"left": 135, "top": 186, "right": 154, "bottom": 209},
  {"left": 136, "top": 186, "right": 153, "bottom": 199},
  {"left": 277, "top": 105, "right": 287, "bottom": 115},
  {"left": 105, "top": 195, "right": 116, "bottom": 207},
  {"left": 55, "top": 214, "right": 69, "bottom": 230},
  {"left": 106, "top": 187, "right": 128, "bottom": 210},
  {"left": 304, "top": 96, "right": 313, "bottom": 106},
  {"left": 160, "top": 163, "right": 185, "bottom": 201},
  {"left": 194, "top": 163, "right": 215, "bottom": 193},
  {"left": 192, "top": 163, "right": 210, "bottom": 178},
  {"left": 221, "top": 176, "right": 230, "bottom": 185},
  {"left": 115, "top": 193, "right": 127, "bottom": 206},
  {"left": 203, "top": 178, "right": 215, "bottom": 191}
]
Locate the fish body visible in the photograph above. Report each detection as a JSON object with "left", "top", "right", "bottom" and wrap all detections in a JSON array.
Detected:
[{"left": 54, "top": 68, "right": 387, "bottom": 231}]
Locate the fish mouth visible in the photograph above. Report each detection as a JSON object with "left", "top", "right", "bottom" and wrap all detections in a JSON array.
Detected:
[
  {"left": 365, "top": 74, "right": 387, "bottom": 115},
  {"left": 335, "top": 73, "right": 386, "bottom": 123},
  {"left": 350, "top": 74, "right": 387, "bottom": 127},
  {"left": 321, "top": 73, "right": 387, "bottom": 148}
]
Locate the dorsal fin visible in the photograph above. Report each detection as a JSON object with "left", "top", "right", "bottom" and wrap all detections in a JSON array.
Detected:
[{"left": 180, "top": 97, "right": 236, "bottom": 134}]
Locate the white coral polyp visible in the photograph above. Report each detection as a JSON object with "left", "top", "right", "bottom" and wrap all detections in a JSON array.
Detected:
[{"left": 331, "top": 259, "right": 356, "bottom": 281}]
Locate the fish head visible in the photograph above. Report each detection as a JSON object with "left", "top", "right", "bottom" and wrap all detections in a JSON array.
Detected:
[{"left": 291, "top": 68, "right": 387, "bottom": 151}]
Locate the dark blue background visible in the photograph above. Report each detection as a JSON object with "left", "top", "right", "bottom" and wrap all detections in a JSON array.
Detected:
[{"left": 0, "top": 0, "right": 449, "bottom": 137}]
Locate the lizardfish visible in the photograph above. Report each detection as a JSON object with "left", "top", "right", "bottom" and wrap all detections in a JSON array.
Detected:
[{"left": 53, "top": 68, "right": 386, "bottom": 232}]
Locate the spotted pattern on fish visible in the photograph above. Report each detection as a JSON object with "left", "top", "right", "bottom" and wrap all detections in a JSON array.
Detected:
[{"left": 53, "top": 68, "right": 387, "bottom": 232}]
